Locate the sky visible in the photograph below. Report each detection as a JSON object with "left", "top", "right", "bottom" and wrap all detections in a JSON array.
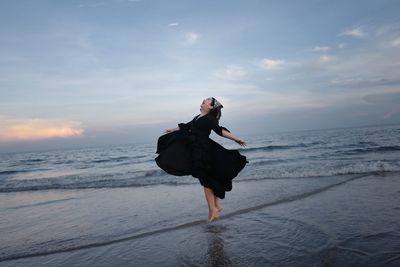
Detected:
[{"left": 1, "top": 0, "right": 400, "bottom": 152}]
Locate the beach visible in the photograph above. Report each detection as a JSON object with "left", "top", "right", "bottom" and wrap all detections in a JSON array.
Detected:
[
  {"left": 1, "top": 124, "right": 399, "bottom": 266},
  {"left": 2, "top": 0, "right": 400, "bottom": 265},
  {"left": 1, "top": 171, "right": 399, "bottom": 266}
]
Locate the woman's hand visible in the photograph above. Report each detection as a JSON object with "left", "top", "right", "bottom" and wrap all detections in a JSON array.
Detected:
[
  {"left": 165, "top": 127, "right": 179, "bottom": 133},
  {"left": 235, "top": 139, "right": 247, "bottom": 147},
  {"left": 221, "top": 129, "right": 247, "bottom": 147}
]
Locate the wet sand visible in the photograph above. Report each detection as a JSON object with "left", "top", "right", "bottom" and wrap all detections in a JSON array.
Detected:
[{"left": 1, "top": 172, "right": 400, "bottom": 266}]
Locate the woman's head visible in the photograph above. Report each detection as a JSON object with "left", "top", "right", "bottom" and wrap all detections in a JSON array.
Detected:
[{"left": 200, "top": 97, "right": 223, "bottom": 121}]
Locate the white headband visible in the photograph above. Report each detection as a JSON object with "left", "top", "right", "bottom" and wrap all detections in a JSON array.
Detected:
[{"left": 212, "top": 98, "right": 223, "bottom": 108}]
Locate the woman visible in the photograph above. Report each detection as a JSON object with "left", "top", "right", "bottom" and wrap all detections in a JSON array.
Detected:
[{"left": 155, "top": 97, "right": 248, "bottom": 223}]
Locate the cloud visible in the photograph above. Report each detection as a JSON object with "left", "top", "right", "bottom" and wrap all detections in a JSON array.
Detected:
[
  {"left": 330, "top": 77, "right": 400, "bottom": 87},
  {"left": 340, "top": 26, "right": 365, "bottom": 38},
  {"left": 77, "top": 2, "right": 106, "bottom": 8},
  {"left": 0, "top": 116, "right": 84, "bottom": 142},
  {"left": 362, "top": 92, "right": 400, "bottom": 119},
  {"left": 389, "top": 37, "right": 400, "bottom": 47},
  {"left": 313, "top": 46, "right": 330, "bottom": 52},
  {"left": 184, "top": 32, "right": 200, "bottom": 44},
  {"left": 363, "top": 92, "right": 400, "bottom": 105},
  {"left": 168, "top": 22, "right": 179, "bottom": 27},
  {"left": 375, "top": 23, "right": 400, "bottom": 36},
  {"left": 318, "top": 55, "right": 337, "bottom": 63},
  {"left": 311, "top": 40, "right": 400, "bottom": 87},
  {"left": 214, "top": 65, "right": 247, "bottom": 81},
  {"left": 229, "top": 89, "right": 329, "bottom": 116},
  {"left": 255, "top": 58, "right": 285, "bottom": 70},
  {"left": 338, "top": 43, "right": 345, "bottom": 49}
]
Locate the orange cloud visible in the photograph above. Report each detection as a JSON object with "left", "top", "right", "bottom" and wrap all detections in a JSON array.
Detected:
[{"left": 0, "top": 116, "right": 84, "bottom": 142}]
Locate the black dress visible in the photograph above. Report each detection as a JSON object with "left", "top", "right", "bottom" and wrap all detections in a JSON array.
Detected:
[{"left": 155, "top": 113, "right": 248, "bottom": 199}]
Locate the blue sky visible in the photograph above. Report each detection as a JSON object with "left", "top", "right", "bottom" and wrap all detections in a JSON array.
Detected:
[{"left": 1, "top": 0, "right": 400, "bottom": 152}]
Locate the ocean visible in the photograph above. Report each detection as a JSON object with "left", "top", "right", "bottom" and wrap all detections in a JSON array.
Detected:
[
  {"left": 1, "top": 124, "right": 399, "bottom": 266},
  {"left": 1, "top": 124, "right": 399, "bottom": 192}
]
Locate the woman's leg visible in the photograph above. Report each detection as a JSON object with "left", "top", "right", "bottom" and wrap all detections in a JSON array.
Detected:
[
  {"left": 214, "top": 197, "right": 222, "bottom": 212},
  {"left": 203, "top": 187, "right": 220, "bottom": 223}
]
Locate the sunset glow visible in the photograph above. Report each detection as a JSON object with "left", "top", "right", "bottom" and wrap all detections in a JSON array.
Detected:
[{"left": 0, "top": 117, "right": 84, "bottom": 142}]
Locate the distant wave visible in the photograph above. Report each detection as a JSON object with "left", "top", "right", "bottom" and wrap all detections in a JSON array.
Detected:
[
  {"left": 0, "top": 170, "right": 32, "bottom": 176},
  {"left": 0, "top": 169, "right": 173, "bottom": 193},
  {"left": 54, "top": 160, "right": 76, "bottom": 165},
  {"left": 244, "top": 159, "right": 400, "bottom": 179},
  {"left": 127, "top": 169, "right": 164, "bottom": 177},
  {"left": 239, "top": 143, "right": 311, "bottom": 153},
  {"left": 19, "top": 159, "right": 44, "bottom": 163},
  {"left": 336, "top": 145, "right": 400, "bottom": 155},
  {"left": 13, "top": 155, "right": 154, "bottom": 167},
  {"left": 90, "top": 156, "right": 131, "bottom": 163},
  {"left": 83, "top": 155, "right": 153, "bottom": 165},
  {"left": 250, "top": 159, "right": 293, "bottom": 166},
  {"left": 0, "top": 178, "right": 190, "bottom": 193}
]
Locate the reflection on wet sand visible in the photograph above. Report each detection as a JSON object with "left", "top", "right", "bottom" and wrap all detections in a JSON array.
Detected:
[{"left": 205, "top": 224, "right": 231, "bottom": 267}]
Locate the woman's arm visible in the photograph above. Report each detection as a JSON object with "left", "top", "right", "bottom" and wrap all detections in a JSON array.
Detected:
[
  {"left": 165, "top": 118, "right": 193, "bottom": 133},
  {"left": 222, "top": 129, "right": 247, "bottom": 147},
  {"left": 207, "top": 116, "right": 246, "bottom": 147}
]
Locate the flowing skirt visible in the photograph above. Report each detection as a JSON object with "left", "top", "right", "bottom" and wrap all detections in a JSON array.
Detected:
[{"left": 155, "top": 130, "right": 247, "bottom": 199}]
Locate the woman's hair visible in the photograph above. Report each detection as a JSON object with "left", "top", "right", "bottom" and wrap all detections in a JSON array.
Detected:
[{"left": 210, "top": 97, "right": 223, "bottom": 121}]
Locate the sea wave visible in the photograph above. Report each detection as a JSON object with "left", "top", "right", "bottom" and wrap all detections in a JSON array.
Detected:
[
  {"left": 19, "top": 159, "right": 45, "bottom": 163},
  {"left": 90, "top": 156, "right": 131, "bottom": 163},
  {"left": 244, "top": 160, "right": 400, "bottom": 179},
  {"left": 0, "top": 169, "right": 50, "bottom": 176},
  {"left": 1, "top": 160, "right": 399, "bottom": 193},
  {"left": 0, "top": 169, "right": 169, "bottom": 193},
  {"left": 337, "top": 145, "right": 400, "bottom": 155},
  {"left": 0, "top": 170, "right": 31, "bottom": 176},
  {"left": 249, "top": 158, "right": 294, "bottom": 166},
  {"left": 239, "top": 143, "right": 311, "bottom": 152}
]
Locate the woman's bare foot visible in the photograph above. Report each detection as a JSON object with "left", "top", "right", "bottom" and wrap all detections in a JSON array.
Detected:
[
  {"left": 207, "top": 209, "right": 220, "bottom": 224},
  {"left": 216, "top": 205, "right": 223, "bottom": 212}
]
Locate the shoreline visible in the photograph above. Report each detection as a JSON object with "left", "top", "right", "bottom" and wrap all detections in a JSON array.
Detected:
[{"left": 1, "top": 172, "right": 399, "bottom": 266}]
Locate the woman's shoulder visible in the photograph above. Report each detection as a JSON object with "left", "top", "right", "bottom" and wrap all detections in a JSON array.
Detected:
[{"left": 205, "top": 113, "right": 219, "bottom": 124}]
